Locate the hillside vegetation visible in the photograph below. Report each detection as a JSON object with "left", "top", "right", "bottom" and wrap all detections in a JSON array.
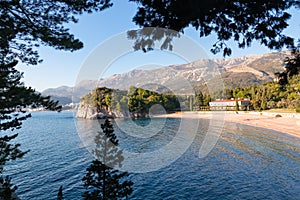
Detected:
[
  {"left": 81, "top": 75, "right": 300, "bottom": 114},
  {"left": 81, "top": 87, "right": 181, "bottom": 117},
  {"left": 229, "top": 74, "right": 300, "bottom": 111}
]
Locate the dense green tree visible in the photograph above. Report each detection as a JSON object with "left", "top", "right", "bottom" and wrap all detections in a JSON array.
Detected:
[
  {"left": 225, "top": 89, "right": 233, "bottom": 100},
  {"left": 81, "top": 86, "right": 180, "bottom": 116},
  {"left": 233, "top": 87, "right": 249, "bottom": 99},
  {"left": 92, "top": 87, "right": 113, "bottom": 111},
  {"left": 110, "top": 90, "right": 127, "bottom": 111},
  {"left": 203, "top": 95, "right": 211, "bottom": 107},
  {"left": 126, "top": 87, "right": 180, "bottom": 114},
  {"left": 162, "top": 94, "right": 180, "bottom": 111},
  {"left": 195, "top": 92, "right": 204, "bottom": 107},
  {"left": 231, "top": 74, "right": 300, "bottom": 111},
  {"left": 82, "top": 119, "right": 133, "bottom": 200},
  {"left": 193, "top": 91, "right": 215, "bottom": 110},
  {"left": 260, "top": 87, "right": 268, "bottom": 110}
]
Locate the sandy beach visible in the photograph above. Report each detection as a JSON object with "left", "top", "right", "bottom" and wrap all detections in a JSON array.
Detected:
[{"left": 154, "top": 111, "right": 300, "bottom": 138}]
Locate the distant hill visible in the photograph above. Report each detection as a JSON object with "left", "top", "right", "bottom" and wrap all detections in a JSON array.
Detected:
[
  {"left": 42, "top": 80, "right": 97, "bottom": 104},
  {"left": 42, "top": 51, "right": 290, "bottom": 104},
  {"left": 220, "top": 51, "right": 288, "bottom": 89}
]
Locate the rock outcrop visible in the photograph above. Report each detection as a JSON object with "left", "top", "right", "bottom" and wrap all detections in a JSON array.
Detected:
[
  {"left": 76, "top": 102, "right": 113, "bottom": 119},
  {"left": 76, "top": 102, "right": 150, "bottom": 119},
  {"left": 76, "top": 102, "right": 133, "bottom": 119}
]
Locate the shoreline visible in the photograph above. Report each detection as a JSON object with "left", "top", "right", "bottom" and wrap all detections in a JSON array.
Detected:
[{"left": 153, "top": 111, "right": 300, "bottom": 139}]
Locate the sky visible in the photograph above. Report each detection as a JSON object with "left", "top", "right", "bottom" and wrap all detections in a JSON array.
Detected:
[{"left": 17, "top": 1, "right": 300, "bottom": 92}]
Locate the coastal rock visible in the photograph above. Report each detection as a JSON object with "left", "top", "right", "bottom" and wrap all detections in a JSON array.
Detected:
[
  {"left": 113, "top": 110, "right": 131, "bottom": 118},
  {"left": 76, "top": 102, "right": 134, "bottom": 119},
  {"left": 76, "top": 103, "right": 114, "bottom": 119}
]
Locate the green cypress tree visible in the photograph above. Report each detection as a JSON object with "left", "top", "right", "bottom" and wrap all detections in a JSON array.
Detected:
[
  {"left": 82, "top": 119, "right": 133, "bottom": 200},
  {"left": 195, "top": 92, "right": 204, "bottom": 109}
]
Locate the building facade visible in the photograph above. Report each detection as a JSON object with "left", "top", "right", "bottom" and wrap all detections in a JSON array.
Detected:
[{"left": 209, "top": 99, "right": 250, "bottom": 111}]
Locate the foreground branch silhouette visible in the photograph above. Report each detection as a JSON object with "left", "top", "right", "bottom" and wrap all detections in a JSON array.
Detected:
[
  {"left": 129, "top": 0, "right": 299, "bottom": 56},
  {"left": 1, "top": 1, "right": 112, "bottom": 197},
  {"left": 82, "top": 119, "right": 133, "bottom": 200}
]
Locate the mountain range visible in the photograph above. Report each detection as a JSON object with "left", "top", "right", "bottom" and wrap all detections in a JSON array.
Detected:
[{"left": 42, "top": 51, "right": 290, "bottom": 104}]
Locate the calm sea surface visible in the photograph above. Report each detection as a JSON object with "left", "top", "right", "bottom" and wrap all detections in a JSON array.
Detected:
[{"left": 5, "top": 112, "right": 300, "bottom": 199}]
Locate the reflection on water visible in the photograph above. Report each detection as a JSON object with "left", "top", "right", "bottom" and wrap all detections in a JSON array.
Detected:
[{"left": 6, "top": 112, "right": 300, "bottom": 199}]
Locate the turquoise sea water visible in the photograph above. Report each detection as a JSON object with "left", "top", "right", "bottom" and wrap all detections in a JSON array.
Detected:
[{"left": 5, "top": 112, "right": 300, "bottom": 199}]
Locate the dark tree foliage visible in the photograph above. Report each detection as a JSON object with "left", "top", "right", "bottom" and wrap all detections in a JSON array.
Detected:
[
  {"left": 285, "top": 49, "right": 300, "bottom": 77},
  {"left": 129, "top": 0, "right": 299, "bottom": 56},
  {"left": 225, "top": 89, "right": 233, "bottom": 99},
  {"left": 192, "top": 91, "right": 211, "bottom": 110},
  {"left": 1, "top": 0, "right": 112, "bottom": 198},
  {"left": 0, "top": 0, "right": 112, "bottom": 65},
  {"left": 275, "top": 43, "right": 300, "bottom": 84},
  {"left": 0, "top": 62, "right": 61, "bottom": 147},
  {"left": 195, "top": 91, "right": 204, "bottom": 107},
  {"left": 94, "top": 87, "right": 114, "bottom": 111},
  {"left": 81, "top": 86, "right": 181, "bottom": 116},
  {"left": 57, "top": 186, "right": 63, "bottom": 200},
  {"left": 82, "top": 119, "right": 133, "bottom": 200},
  {"left": 127, "top": 87, "right": 180, "bottom": 114},
  {"left": 0, "top": 176, "right": 17, "bottom": 200},
  {"left": 0, "top": 60, "right": 62, "bottom": 198}
]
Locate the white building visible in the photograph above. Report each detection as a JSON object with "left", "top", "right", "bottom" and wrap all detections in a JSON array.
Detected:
[{"left": 209, "top": 99, "right": 250, "bottom": 111}]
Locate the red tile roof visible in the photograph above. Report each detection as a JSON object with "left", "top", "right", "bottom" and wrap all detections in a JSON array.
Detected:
[{"left": 212, "top": 99, "right": 250, "bottom": 102}]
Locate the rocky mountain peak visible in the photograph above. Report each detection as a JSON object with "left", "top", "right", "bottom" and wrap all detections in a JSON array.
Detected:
[{"left": 42, "top": 51, "right": 290, "bottom": 103}]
